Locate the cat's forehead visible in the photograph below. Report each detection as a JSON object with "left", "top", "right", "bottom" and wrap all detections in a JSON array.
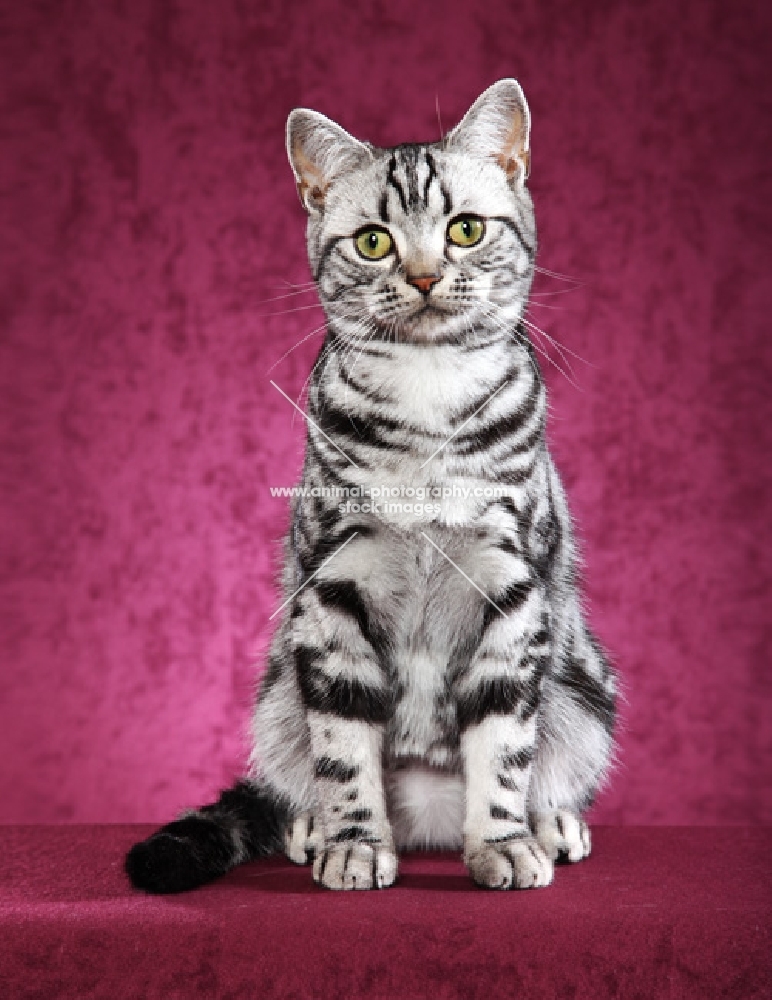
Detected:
[{"left": 324, "top": 143, "right": 517, "bottom": 232}]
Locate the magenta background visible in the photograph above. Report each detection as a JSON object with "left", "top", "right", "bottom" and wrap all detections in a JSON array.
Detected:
[{"left": 2, "top": 0, "right": 770, "bottom": 825}]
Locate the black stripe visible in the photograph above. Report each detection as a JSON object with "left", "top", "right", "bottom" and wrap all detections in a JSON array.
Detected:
[
  {"left": 457, "top": 676, "right": 531, "bottom": 730},
  {"left": 490, "top": 805, "right": 524, "bottom": 822},
  {"left": 305, "top": 521, "right": 364, "bottom": 575},
  {"left": 451, "top": 362, "right": 522, "bottom": 423},
  {"left": 496, "top": 537, "right": 521, "bottom": 556},
  {"left": 484, "top": 830, "right": 530, "bottom": 845},
  {"left": 491, "top": 216, "right": 535, "bottom": 259},
  {"left": 498, "top": 581, "right": 533, "bottom": 613},
  {"left": 558, "top": 653, "right": 616, "bottom": 734},
  {"left": 440, "top": 182, "right": 452, "bottom": 215},
  {"left": 298, "top": 661, "right": 391, "bottom": 723},
  {"left": 337, "top": 359, "right": 393, "bottom": 404},
  {"left": 305, "top": 441, "right": 355, "bottom": 493},
  {"left": 492, "top": 496, "right": 518, "bottom": 522},
  {"left": 454, "top": 379, "right": 542, "bottom": 454},
  {"left": 460, "top": 332, "right": 502, "bottom": 352},
  {"left": 387, "top": 155, "right": 408, "bottom": 213},
  {"left": 319, "top": 402, "right": 411, "bottom": 453},
  {"left": 314, "top": 757, "right": 360, "bottom": 783},
  {"left": 497, "top": 773, "right": 520, "bottom": 792},
  {"left": 455, "top": 405, "right": 542, "bottom": 459},
  {"left": 501, "top": 747, "right": 533, "bottom": 770},
  {"left": 314, "top": 235, "right": 345, "bottom": 282},
  {"left": 330, "top": 826, "right": 379, "bottom": 843},
  {"left": 295, "top": 644, "right": 322, "bottom": 675},
  {"left": 498, "top": 463, "right": 535, "bottom": 485},
  {"left": 378, "top": 191, "right": 389, "bottom": 223},
  {"left": 494, "top": 421, "right": 544, "bottom": 461},
  {"left": 314, "top": 579, "right": 389, "bottom": 657},
  {"left": 423, "top": 151, "right": 438, "bottom": 206},
  {"left": 343, "top": 808, "right": 372, "bottom": 822},
  {"left": 481, "top": 580, "right": 533, "bottom": 635}
]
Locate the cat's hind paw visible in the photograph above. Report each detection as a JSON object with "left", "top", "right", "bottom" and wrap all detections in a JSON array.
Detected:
[
  {"left": 284, "top": 812, "right": 323, "bottom": 865},
  {"left": 465, "top": 837, "right": 554, "bottom": 890},
  {"left": 532, "top": 809, "right": 591, "bottom": 863},
  {"left": 312, "top": 842, "right": 398, "bottom": 890}
]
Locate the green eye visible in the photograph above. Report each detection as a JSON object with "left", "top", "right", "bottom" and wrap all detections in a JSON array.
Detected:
[
  {"left": 355, "top": 227, "right": 393, "bottom": 260},
  {"left": 447, "top": 216, "right": 485, "bottom": 247}
]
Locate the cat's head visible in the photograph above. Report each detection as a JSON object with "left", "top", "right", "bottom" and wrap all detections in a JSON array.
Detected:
[{"left": 287, "top": 80, "right": 536, "bottom": 346}]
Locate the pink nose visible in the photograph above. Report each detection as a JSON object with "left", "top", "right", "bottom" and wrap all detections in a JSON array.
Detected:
[{"left": 407, "top": 273, "right": 441, "bottom": 294}]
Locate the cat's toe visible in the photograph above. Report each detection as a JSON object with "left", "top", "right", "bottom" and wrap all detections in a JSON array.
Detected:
[
  {"left": 532, "top": 809, "right": 591, "bottom": 863},
  {"left": 313, "top": 842, "right": 398, "bottom": 890},
  {"left": 465, "top": 838, "right": 554, "bottom": 890}
]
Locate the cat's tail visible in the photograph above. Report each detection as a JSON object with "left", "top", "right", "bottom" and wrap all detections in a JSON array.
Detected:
[{"left": 125, "top": 781, "right": 290, "bottom": 894}]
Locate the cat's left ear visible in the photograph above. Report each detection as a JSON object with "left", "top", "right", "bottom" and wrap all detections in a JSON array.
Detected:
[
  {"left": 447, "top": 79, "right": 531, "bottom": 185},
  {"left": 287, "top": 109, "right": 371, "bottom": 214}
]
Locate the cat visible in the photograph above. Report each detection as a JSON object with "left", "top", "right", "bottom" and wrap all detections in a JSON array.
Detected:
[{"left": 125, "top": 79, "right": 616, "bottom": 894}]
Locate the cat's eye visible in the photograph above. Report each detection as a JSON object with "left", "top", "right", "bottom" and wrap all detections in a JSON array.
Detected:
[
  {"left": 447, "top": 216, "right": 485, "bottom": 248},
  {"left": 355, "top": 227, "right": 393, "bottom": 260}
]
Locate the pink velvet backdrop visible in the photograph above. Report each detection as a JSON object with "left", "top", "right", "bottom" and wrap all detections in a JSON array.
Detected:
[{"left": 2, "top": 0, "right": 770, "bottom": 825}]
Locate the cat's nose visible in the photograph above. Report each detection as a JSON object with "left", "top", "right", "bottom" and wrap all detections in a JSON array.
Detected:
[{"left": 406, "top": 273, "right": 442, "bottom": 294}]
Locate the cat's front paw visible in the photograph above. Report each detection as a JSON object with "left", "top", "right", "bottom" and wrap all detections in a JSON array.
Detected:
[
  {"left": 313, "top": 842, "right": 398, "bottom": 890},
  {"left": 465, "top": 837, "right": 554, "bottom": 889}
]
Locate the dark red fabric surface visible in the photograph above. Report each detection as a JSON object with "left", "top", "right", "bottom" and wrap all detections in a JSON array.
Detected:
[
  {"left": 3, "top": 0, "right": 771, "bottom": 825},
  {"left": 2, "top": 826, "right": 770, "bottom": 999}
]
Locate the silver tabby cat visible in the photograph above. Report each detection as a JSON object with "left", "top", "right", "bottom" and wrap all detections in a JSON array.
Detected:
[{"left": 126, "top": 79, "right": 616, "bottom": 894}]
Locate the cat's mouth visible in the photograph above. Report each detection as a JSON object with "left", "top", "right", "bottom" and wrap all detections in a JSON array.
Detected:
[{"left": 413, "top": 301, "right": 446, "bottom": 318}]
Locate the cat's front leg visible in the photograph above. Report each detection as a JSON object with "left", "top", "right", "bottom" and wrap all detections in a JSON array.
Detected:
[
  {"left": 456, "top": 586, "right": 553, "bottom": 890},
  {"left": 293, "top": 570, "right": 398, "bottom": 890},
  {"left": 306, "top": 712, "right": 397, "bottom": 889}
]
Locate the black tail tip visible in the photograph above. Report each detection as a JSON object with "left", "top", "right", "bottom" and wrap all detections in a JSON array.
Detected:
[{"left": 125, "top": 817, "right": 228, "bottom": 894}]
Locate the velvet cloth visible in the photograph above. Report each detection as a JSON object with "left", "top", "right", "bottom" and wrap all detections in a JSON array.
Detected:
[
  {"left": 2, "top": 826, "right": 770, "bottom": 999},
  {"left": 2, "top": 0, "right": 771, "bottom": 826}
]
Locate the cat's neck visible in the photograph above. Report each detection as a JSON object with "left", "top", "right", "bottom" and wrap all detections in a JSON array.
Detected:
[{"left": 314, "top": 323, "right": 538, "bottom": 435}]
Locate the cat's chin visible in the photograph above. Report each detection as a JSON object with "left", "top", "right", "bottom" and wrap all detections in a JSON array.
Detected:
[{"left": 394, "top": 304, "right": 474, "bottom": 346}]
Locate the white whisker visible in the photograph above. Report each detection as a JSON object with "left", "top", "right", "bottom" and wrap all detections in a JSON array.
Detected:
[
  {"left": 534, "top": 264, "right": 582, "bottom": 283},
  {"left": 522, "top": 314, "right": 596, "bottom": 373},
  {"left": 265, "top": 319, "right": 329, "bottom": 376}
]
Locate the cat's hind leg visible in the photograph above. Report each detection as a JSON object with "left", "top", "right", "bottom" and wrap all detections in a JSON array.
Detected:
[
  {"left": 528, "top": 622, "right": 615, "bottom": 865},
  {"left": 532, "top": 808, "right": 591, "bottom": 862}
]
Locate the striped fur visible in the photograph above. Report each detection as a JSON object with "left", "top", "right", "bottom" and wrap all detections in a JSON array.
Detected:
[{"left": 126, "top": 80, "right": 616, "bottom": 894}]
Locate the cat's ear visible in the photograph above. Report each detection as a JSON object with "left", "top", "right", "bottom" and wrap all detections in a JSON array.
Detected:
[
  {"left": 447, "top": 79, "right": 531, "bottom": 185},
  {"left": 287, "top": 109, "right": 371, "bottom": 213}
]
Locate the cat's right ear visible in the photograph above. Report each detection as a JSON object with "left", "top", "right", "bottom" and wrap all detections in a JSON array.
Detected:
[{"left": 286, "top": 109, "right": 371, "bottom": 214}]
